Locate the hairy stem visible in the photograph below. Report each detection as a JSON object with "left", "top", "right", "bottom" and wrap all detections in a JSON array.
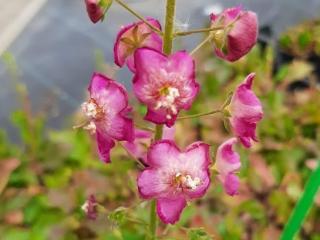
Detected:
[
  {"left": 114, "top": 0, "right": 162, "bottom": 35},
  {"left": 148, "top": 1, "right": 176, "bottom": 239},
  {"left": 177, "top": 109, "right": 222, "bottom": 120},
  {"left": 174, "top": 25, "right": 225, "bottom": 37},
  {"left": 190, "top": 35, "right": 212, "bottom": 56}
]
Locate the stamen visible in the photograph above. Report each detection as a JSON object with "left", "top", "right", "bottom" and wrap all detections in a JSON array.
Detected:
[
  {"left": 82, "top": 100, "right": 98, "bottom": 118},
  {"left": 175, "top": 173, "right": 201, "bottom": 190},
  {"left": 83, "top": 121, "right": 97, "bottom": 134}
]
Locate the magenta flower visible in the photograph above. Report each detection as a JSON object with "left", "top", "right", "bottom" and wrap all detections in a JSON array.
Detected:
[
  {"left": 228, "top": 73, "right": 263, "bottom": 148},
  {"left": 133, "top": 48, "right": 199, "bottom": 127},
  {"left": 114, "top": 19, "right": 162, "bottom": 72},
  {"left": 137, "top": 140, "right": 211, "bottom": 224},
  {"left": 215, "top": 138, "right": 241, "bottom": 196},
  {"left": 81, "top": 72, "right": 134, "bottom": 163},
  {"left": 85, "top": 0, "right": 105, "bottom": 23},
  {"left": 210, "top": 6, "right": 258, "bottom": 62}
]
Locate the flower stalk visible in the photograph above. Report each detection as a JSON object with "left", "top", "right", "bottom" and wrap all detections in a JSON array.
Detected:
[{"left": 148, "top": 0, "right": 176, "bottom": 239}]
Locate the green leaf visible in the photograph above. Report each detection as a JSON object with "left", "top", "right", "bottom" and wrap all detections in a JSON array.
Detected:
[{"left": 188, "top": 228, "right": 213, "bottom": 240}]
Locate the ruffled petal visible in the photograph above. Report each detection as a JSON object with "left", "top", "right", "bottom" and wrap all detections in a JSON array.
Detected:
[
  {"left": 156, "top": 197, "right": 187, "bottom": 224},
  {"left": 215, "top": 138, "right": 241, "bottom": 175},
  {"left": 147, "top": 140, "right": 180, "bottom": 168},
  {"left": 96, "top": 131, "right": 115, "bottom": 163}
]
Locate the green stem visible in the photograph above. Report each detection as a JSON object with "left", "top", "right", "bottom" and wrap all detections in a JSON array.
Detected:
[
  {"left": 280, "top": 160, "right": 320, "bottom": 240},
  {"left": 174, "top": 25, "right": 225, "bottom": 37},
  {"left": 149, "top": 200, "right": 157, "bottom": 240},
  {"left": 162, "top": 0, "right": 176, "bottom": 55},
  {"left": 148, "top": 1, "right": 176, "bottom": 239},
  {"left": 114, "top": 0, "right": 162, "bottom": 35},
  {"left": 177, "top": 109, "right": 222, "bottom": 120}
]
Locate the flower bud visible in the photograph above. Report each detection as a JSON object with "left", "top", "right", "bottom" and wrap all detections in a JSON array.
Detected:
[
  {"left": 85, "top": 0, "right": 112, "bottom": 24},
  {"left": 210, "top": 6, "right": 258, "bottom": 61}
]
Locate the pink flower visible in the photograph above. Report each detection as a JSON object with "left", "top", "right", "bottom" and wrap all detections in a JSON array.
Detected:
[
  {"left": 85, "top": 0, "right": 107, "bottom": 23},
  {"left": 114, "top": 19, "right": 162, "bottom": 72},
  {"left": 210, "top": 6, "right": 258, "bottom": 62},
  {"left": 228, "top": 73, "right": 263, "bottom": 148},
  {"left": 215, "top": 138, "right": 241, "bottom": 196},
  {"left": 81, "top": 72, "right": 134, "bottom": 163},
  {"left": 138, "top": 140, "right": 211, "bottom": 224},
  {"left": 133, "top": 48, "right": 199, "bottom": 127},
  {"left": 123, "top": 126, "right": 175, "bottom": 165}
]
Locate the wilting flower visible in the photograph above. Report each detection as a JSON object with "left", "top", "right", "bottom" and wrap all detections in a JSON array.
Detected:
[
  {"left": 215, "top": 138, "right": 241, "bottom": 196},
  {"left": 114, "top": 18, "right": 162, "bottom": 72},
  {"left": 228, "top": 73, "right": 263, "bottom": 148},
  {"left": 85, "top": 0, "right": 111, "bottom": 23},
  {"left": 133, "top": 48, "right": 199, "bottom": 127},
  {"left": 138, "top": 140, "right": 211, "bottom": 224},
  {"left": 210, "top": 6, "right": 258, "bottom": 62},
  {"left": 81, "top": 195, "right": 98, "bottom": 220},
  {"left": 123, "top": 126, "right": 175, "bottom": 164},
  {"left": 81, "top": 72, "right": 134, "bottom": 163}
]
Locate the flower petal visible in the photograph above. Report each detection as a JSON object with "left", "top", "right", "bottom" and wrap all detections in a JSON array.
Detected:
[
  {"left": 147, "top": 140, "right": 180, "bottom": 168},
  {"left": 96, "top": 131, "right": 115, "bottom": 163},
  {"left": 230, "top": 117, "right": 257, "bottom": 148},
  {"left": 156, "top": 197, "right": 187, "bottom": 224},
  {"left": 215, "top": 138, "right": 241, "bottom": 175},
  {"left": 220, "top": 173, "right": 240, "bottom": 196},
  {"left": 137, "top": 169, "right": 170, "bottom": 199}
]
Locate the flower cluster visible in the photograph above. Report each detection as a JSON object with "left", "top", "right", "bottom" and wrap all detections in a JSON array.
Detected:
[{"left": 81, "top": 1, "right": 262, "bottom": 225}]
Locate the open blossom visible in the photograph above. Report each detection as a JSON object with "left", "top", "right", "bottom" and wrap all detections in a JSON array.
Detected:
[
  {"left": 138, "top": 140, "right": 211, "bottom": 224},
  {"left": 215, "top": 138, "right": 241, "bottom": 196},
  {"left": 210, "top": 6, "right": 258, "bottom": 62},
  {"left": 81, "top": 72, "right": 134, "bottom": 163},
  {"left": 114, "top": 19, "right": 162, "bottom": 72},
  {"left": 133, "top": 48, "right": 199, "bottom": 127},
  {"left": 228, "top": 73, "right": 263, "bottom": 148}
]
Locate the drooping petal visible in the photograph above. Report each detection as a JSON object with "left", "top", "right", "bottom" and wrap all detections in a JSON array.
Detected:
[
  {"left": 230, "top": 117, "right": 257, "bottom": 148},
  {"left": 229, "top": 73, "right": 263, "bottom": 148},
  {"left": 137, "top": 169, "right": 170, "bottom": 199},
  {"left": 156, "top": 197, "right": 187, "bottom": 224},
  {"left": 114, "top": 18, "right": 162, "bottom": 72},
  {"left": 220, "top": 173, "right": 240, "bottom": 196},
  {"left": 230, "top": 73, "right": 263, "bottom": 120},
  {"left": 215, "top": 138, "right": 241, "bottom": 175},
  {"left": 96, "top": 131, "right": 115, "bottom": 163},
  {"left": 147, "top": 140, "right": 180, "bottom": 168},
  {"left": 211, "top": 6, "right": 258, "bottom": 61}
]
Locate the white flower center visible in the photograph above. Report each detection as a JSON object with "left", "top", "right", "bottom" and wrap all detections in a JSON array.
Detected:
[
  {"left": 175, "top": 173, "right": 201, "bottom": 190},
  {"left": 82, "top": 100, "right": 98, "bottom": 118},
  {"left": 155, "top": 87, "right": 180, "bottom": 119}
]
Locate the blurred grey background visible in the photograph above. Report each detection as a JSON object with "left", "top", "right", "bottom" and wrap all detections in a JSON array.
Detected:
[{"left": 1, "top": 0, "right": 320, "bottom": 137}]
